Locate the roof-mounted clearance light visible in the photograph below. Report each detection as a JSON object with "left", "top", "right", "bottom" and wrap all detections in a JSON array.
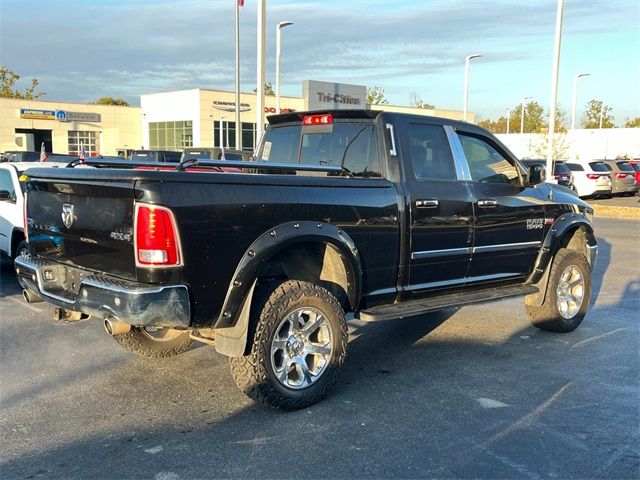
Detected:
[{"left": 302, "top": 114, "right": 333, "bottom": 126}]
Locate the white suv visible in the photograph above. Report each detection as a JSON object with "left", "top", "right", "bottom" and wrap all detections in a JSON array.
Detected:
[
  {"left": 0, "top": 162, "right": 65, "bottom": 259},
  {"left": 566, "top": 160, "right": 612, "bottom": 198}
]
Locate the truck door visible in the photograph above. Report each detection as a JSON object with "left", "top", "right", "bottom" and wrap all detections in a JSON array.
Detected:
[
  {"left": 400, "top": 122, "right": 474, "bottom": 292},
  {"left": 454, "top": 130, "right": 546, "bottom": 282}
]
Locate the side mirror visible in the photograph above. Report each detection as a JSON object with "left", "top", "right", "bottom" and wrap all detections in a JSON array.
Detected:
[
  {"left": 0, "top": 190, "right": 13, "bottom": 200},
  {"left": 528, "top": 164, "right": 546, "bottom": 186}
]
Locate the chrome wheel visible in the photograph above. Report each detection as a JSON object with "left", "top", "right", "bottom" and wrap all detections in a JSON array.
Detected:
[
  {"left": 556, "top": 265, "right": 585, "bottom": 319},
  {"left": 270, "top": 307, "right": 333, "bottom": 390}
]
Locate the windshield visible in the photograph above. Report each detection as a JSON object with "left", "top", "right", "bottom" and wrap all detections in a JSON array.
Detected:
[
  {"left": 554, "top": 162, "right": 571, "bottom": 174},
  {"left": 628, "top": 163, "right": 640, "bottom": 172},
  {"left": 589, "top": 162, "right": 610, "bottom": 172},
  {"left": 130, "top": 152, "right": 154, "bottom": 161},
  {"left": 182, "top": 150, "right": 213, "bottom": 161}
]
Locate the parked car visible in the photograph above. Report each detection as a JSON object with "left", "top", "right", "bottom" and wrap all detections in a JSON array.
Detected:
[
  {"left": 129, "top": 150, "right": 182, "bottom": 163},
  {"left": 520, "top": 159, "right": 574, "bottom": 190},
  {"left": 599, "top": 160, "right": 638, "bottom": 196},
  {"left": 566, "top": 160, "right": 612, "bottom": 198},
  {"left": 180, "top": 147, "right": 250, "bottom": 162},
  {"left": 0, "top": 162, "right": 65, "bottom": 260},
  {"left": 1, "top": 151, "right": 41, "bottom": 162},
  {"left": 627, "top": 159, "right": 640, "bottom": 191},
  {"left": 17, "top": 110, "right": 597, "bottom": 410}
]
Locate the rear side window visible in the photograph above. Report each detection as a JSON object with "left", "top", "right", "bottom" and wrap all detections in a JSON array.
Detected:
[
  {"left": 590, "top": 162, "right": 610, "bottom": 172},
  {"left": 260, "top": 123, "right": 382, "bottom": 178},
  {"left": 408, "top": 124, "right": 456, "bottom": 180},
  {"left": 629, "top": 163, "right": 640, "bottom": 172},
  {"left": 0, "top": 170, "right": 15, "bottom": 201},
  {"left": 459, "top": 134, "right": 519, "bottom": 184},
  {"left": 616, "top": 161, "right": 634, "bottom": 172},
  {"left": 567, "top": 163, "right": 583, "bottom": 172}
]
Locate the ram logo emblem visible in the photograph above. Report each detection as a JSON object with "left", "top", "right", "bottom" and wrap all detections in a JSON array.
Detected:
[{"left": 61, "top": 203, "right": 75, "bottom": 229}]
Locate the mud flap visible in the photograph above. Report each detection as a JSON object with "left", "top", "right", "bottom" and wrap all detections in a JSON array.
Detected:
[{"left": 214, "top": 280, "right": 256, "bottom": 357}]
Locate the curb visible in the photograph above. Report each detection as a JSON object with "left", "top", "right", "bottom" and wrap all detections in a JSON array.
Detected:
[{"left": 592, "top": 204, "right": 640, "bottom": 220}]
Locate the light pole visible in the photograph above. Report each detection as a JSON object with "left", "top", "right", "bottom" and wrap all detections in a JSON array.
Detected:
[
  {"left": 506, "top": 108, "right": 511, "bottom": 134},
  {"left": 256, "top": 0, "right": 266, "bottom": 152},
  {"left": 275, "top": 21, "right": 294, "bottom": 114},
  {"left": 463, "top": 53, "right": 482, "bottom": 122},
  {"left": 219, "top": 116, "right": 226, "bottom": 159},
  {"left": 599, "top": 102, "right": 604, "bottom": 129},
  {"left": 547, "top": 0, "right": 564, "bottom": 179},
  {"left": 520, "top": 96, "right": 532, "bottom": 134},
  {"left": 571, "top": 72, "right": 590, "bottom": 129},
  {"left": 234, "top": 0, "right": 241, "bottom": 150}
]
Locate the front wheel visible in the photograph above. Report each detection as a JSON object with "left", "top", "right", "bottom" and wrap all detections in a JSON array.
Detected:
[
  {"left": 229, "top": 280, "right": 348, "bottom": 410},
  {"left": 112, "top": 326, "right": 194, "bottom": 358},
  {"left": 526, "top": 248, "right": 591, "bottom": 332}
]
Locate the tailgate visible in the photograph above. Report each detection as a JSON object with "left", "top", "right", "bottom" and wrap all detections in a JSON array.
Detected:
[{"left": 27, "top": 178, "right": 136, "bottom": 280}]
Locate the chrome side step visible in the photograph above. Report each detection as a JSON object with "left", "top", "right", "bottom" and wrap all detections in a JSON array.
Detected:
[{"left": 358, "top": 284, "right": 539, "bottom": 322}]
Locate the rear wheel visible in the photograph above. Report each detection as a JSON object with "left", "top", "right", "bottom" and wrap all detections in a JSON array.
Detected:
[
  {"left": 526, "top": 248, "right": 591, "bottom": 332},
  {"left": 229, "top": 280, "right": 348, "bottom": 410},
  {"left": 112, "top": 326, "right": 193, "bottom": 358}
]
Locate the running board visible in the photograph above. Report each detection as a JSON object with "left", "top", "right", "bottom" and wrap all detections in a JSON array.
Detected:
[{"left": 357, "top": 284, "right": 539, "bottom": 322}]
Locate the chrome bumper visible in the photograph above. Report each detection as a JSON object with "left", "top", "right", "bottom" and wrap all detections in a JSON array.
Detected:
[{"left": 14, "top": 255, "right": 191, "bottom": 328}]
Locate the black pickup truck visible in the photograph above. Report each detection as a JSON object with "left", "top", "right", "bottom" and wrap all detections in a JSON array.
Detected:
[{"left": 16, "top": 110, "right": 597, "bottom": 410}]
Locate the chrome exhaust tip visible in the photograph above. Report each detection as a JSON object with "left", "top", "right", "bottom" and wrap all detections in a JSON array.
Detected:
[
  {"left": 22, "top": 289, "right": 43, "bottom": 303},
  {"left": 104, "top": 318, "right": 132, "bottom": 336}
]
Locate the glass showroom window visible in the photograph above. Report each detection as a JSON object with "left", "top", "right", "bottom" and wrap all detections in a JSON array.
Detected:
[
  {"left": 149, "top": 121, "right": 193, "bottom": 150},
  {"left": 68, "top": 131, "right": 99, "bottom": 156},
  {"left": 213, "top": 121, "right": 256, "bottom": 150}
]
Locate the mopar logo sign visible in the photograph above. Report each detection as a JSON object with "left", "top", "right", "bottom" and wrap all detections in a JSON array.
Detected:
[{"left": 55, "top": 110, "right": 68, "bottom": 121}]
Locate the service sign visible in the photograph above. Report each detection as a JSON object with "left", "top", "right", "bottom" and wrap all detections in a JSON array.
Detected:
[
  {"left": 303, "top": 80, "right": 367, "bottom": 111},
  {"left": 55, "top": 110, "right": 102, "bottom": 122},
  {"left": 20, "top": 108, "right": 56, "bottom": 120}
]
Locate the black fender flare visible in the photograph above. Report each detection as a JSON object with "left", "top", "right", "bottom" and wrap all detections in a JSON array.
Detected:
[
  {"left": 525, "top": 212, "right": 597, "bottom": 307},
  {"left": 214, "top": 221, "right": 362, "bottom": 357}
]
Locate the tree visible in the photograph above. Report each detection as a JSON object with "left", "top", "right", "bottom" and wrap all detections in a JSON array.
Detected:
[
  {"left": 478, "top": 117, "right": 508, "bottom": 134},
  {"left": 530, "top": 132, "right": 571, "bottom": 160},
  {"left": 582, "top": 100, "right": 614, "bottom": 129},
  {"left": 624, "top": 117, "right": 640, "bottom": 128},
  {"left": 366, "top": 86, "right": 389, "bottom": 105},
  {"left": 509, "top": 101, "right": 547, "bottom": 133},
  {"left": 409, "top": 92, "right": 434, "bottom": 109},
  {"left": 253, "top": 82, "right": 275, "bottom": 96},
  {"left": 0, "top": 66, "right": 44, "bottom": 99},
  {"left": 92, "top": 96, "right": 130, "bottom": 106}
]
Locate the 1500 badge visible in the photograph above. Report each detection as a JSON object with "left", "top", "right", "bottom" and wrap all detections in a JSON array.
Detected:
[{"left": 526, "top": 218, "right": 544, "bottom": 230}]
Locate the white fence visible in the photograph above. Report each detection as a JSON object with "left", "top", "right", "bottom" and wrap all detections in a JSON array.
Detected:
[{"left": 496, "top": 128, "right": 640, "bottom": 161}]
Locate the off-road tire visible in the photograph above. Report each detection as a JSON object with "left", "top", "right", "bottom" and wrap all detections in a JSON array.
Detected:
[
  {"left": 112, "top": 327, "right": 194, "bottom": 358},
  {"left": 13, "top": 240, "right": 28, "bottom": 260},
  {"left": 229, "top": 280, "right": 348, "bottom": 411},
  {"left": 526, "top": 248, "right": 591, "bottom": 332}
]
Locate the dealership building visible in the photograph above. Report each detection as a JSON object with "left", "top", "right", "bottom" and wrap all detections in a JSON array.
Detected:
[{"left": 1, "top": 81, "right": 473, "bottom": 156}]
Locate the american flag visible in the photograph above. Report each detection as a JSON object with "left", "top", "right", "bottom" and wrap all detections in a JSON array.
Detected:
[
  {"left": 78, "top": 142, "right": 86, "bottom": 163},
  {"left": 39, "top": 142, "right": 48, "bottom": 162}
]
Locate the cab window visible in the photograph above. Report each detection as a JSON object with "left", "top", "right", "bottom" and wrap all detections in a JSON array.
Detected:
[
  {"left": 408, "top": 124, "right": 456, "bottom": 180},
  {"left": 459, "top": 134, "right": 520, "bottom": 184}
]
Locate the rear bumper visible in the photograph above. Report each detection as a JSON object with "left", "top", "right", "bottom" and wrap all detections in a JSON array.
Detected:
[{"left": 14, "top": 255, "right": 191, "bottom": 328}]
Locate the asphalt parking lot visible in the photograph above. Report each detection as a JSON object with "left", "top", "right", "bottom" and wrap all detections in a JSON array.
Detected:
[
  {"left": 1, "top": 218, "right": 638, "bottom": 479},
  {"left": 589, "top": 194, "right": 640, "bottom": 208}
]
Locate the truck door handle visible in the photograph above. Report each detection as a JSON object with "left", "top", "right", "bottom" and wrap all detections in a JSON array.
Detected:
[
  {"left": 416, "top": 199, "right": 439, "bottom": 208},
  {"left": 477, "top": 199, "right": 497, "bottom": 207}
]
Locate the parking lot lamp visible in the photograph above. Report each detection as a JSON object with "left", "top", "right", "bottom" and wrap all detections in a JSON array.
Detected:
[
  {"left": 463, "top": 53, "right": 482, "bottom": 121},
  {"left": 520, "top": 96, "right": 532, "bottom": 134},
  {"left": 275, "top": 21, "right": 294, "bottom": 114},
  {"left": 256, "top": 0, "right": 266, "bottom": 152},
  {"left": 506, "top": 108, "right": 511, "bottom": 134},
  {"left": 571, "top": 73, "right": 590, "bottom": 129}
]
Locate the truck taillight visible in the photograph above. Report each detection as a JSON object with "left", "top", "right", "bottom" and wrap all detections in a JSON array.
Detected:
[
  {"left": 134, "top": 204, "right": 182, "bottom": 267},
  {"left": 302, "top": 114, "right": 333, "bottom": 125}
]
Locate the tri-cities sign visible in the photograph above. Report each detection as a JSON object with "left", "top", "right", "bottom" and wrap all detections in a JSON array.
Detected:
[
  {"left": 20, "top": 108, "right": 101, "bottom": 122},
  {"left": 303, "top": 80, "right": 366, "bottom": 111}
]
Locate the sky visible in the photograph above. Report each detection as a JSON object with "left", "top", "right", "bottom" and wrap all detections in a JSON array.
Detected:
[{"left": 1, "top": 0, "right": 639, "bottom": 124}]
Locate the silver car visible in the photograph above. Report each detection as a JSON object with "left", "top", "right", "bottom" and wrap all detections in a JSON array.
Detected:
[{"left": 601, "top": 160, "right": 638, "bottom": 196}]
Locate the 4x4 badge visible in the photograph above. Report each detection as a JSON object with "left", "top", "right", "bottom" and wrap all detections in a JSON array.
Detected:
[{"left": 62, "top": 203, "right": 75, "bottom": 228}]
